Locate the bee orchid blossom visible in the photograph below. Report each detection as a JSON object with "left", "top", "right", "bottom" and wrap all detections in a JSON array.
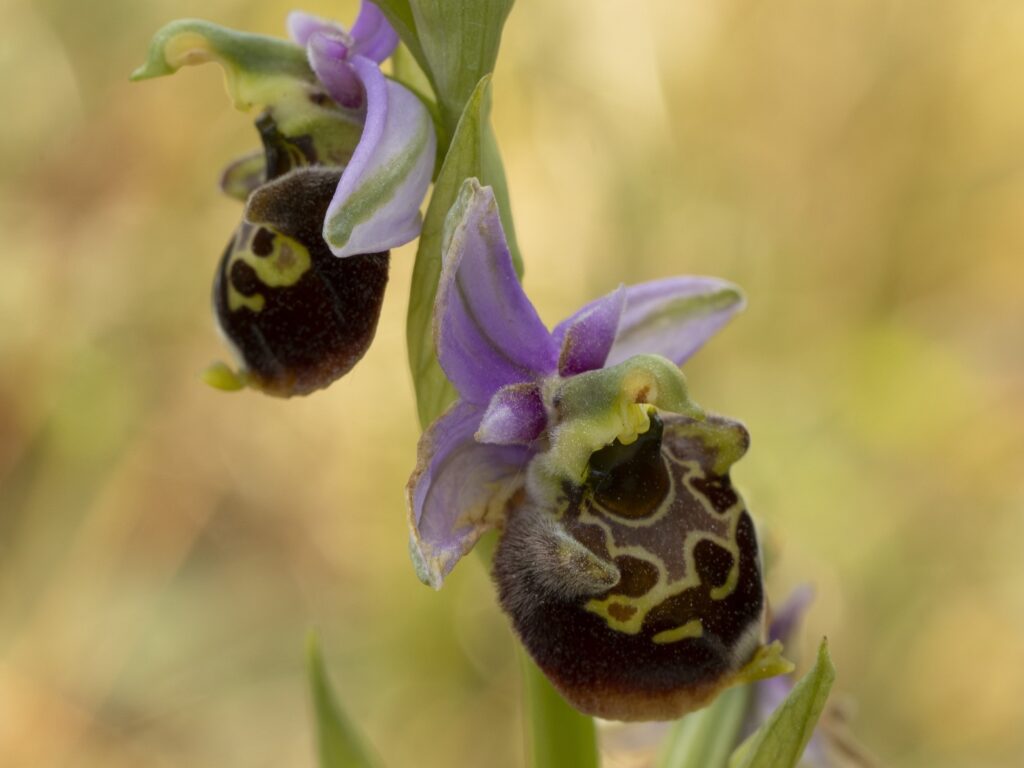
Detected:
[
  {"left": 132, "top": 2, "right": 435, "bottom": 395},
  {"left": 408, "top": 179, "right": 791, "bottom": 721}
]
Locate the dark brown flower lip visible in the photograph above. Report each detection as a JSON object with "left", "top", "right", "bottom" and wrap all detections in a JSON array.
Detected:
[
  {"left": 213, "top": 167, "right": 390, "bottom": 397},
  {"left": 494, "top": 413, "right": 769, "bottom": 721}
]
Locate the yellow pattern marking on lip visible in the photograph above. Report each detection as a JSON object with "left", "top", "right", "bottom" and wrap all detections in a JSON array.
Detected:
[
  {"left": 581, "top": 457, "right": 746, "bottom": 634},
  {"left": 653, "top": 619, "right": 703, "bottom": 644},
  {"left": 227, "top": 228, "right": 312, "bottom": 312}
]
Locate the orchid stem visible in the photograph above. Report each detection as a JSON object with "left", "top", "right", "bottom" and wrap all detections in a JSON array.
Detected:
[{"left": 521, "top": 652, "right": 600, "bottom": 768}]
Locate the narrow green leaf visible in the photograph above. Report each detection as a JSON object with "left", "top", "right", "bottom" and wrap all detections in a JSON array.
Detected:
[
  {"left": 522, "top": 653, "right": 599, "bottom": 768},
  {"left": 406, "top": 74, "right": 520, "bottom": 428},
  {"left": 480, "top": 124, "right": 522, "bottom": 272},
  {"left": 372, "top": 0, "right": 432, "bottom": 94},
  {"left": 729, "top": 638, "right": 836, "bottom": 768},
  {"left": 408, "top": 0, "right": 516, "bottom": 134},
  {"left": 308, "top": 635, "right": 379, "bottom": 768},
  {"left": 656, "top": 685, "right": 751, "bottom": 768}
]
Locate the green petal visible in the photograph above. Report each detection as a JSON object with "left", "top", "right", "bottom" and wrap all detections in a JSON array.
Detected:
[
  {"left": 535, "top": 354, "right": 705, "bottom": 492},
  {"left": 130, "top": 19, "right": 312, "bottom": 110}
]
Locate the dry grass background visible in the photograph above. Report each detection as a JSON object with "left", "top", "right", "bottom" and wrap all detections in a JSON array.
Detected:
[{"left": 1, "top": 0, "right": 1023, "bottom": 766}]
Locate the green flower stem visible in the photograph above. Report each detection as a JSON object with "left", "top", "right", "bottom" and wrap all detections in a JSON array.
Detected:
[{"left": 522, "top": 653, "right": 600, "bottom": 768}]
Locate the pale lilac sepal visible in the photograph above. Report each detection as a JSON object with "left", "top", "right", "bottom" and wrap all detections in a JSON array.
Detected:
[
  {"left": 306, "top": 31, "right": 361, "bottom": 108},
  {"left": 553, "top": 285, "right": 626, "bottom": 376},
  {"left": 349, "top": 0, "right": 399, "bottom": 62},
  {"left": 407, "top": 401, "right": 531, "bottom": 588},
  {"left": 323, "top": 55, "right": 436, "bottom": 257},
  {"left": 603, "top": 276, "right": 746, "bottom": 367},
  {"left": 286, "top": 10, "right": 346, "bottom": 46},
  {"left": 477, "top": 383, "right": 547, "bottom": 445},
  {"left": 435, "top": 180, "right": 558, "bottom": 405}
]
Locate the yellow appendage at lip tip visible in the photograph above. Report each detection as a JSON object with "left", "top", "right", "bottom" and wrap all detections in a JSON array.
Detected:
[
  {"left": 734, "top": 640, "right": 795, "bottom": 685},
  {"left": 202, "top": 361, "right": 247, "bottom": 392}
]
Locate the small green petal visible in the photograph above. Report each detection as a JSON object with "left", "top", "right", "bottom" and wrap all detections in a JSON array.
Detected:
[
  {"left": 534, "top": 354, "right": 704, "bottom": 493},
  {"left": 130, "top": 19, "right": 312, "bottom": 110}
]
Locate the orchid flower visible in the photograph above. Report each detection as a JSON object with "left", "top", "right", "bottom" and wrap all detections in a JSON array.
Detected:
[
  {"left": 407, "top": 179, "right": 791, "bottom": 720},
  {"left": 132, "top": 2, "right": 435, "bottom": 395}
]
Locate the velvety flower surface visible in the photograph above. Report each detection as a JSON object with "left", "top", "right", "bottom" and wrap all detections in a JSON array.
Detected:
[
  {"left": 408, "top": 179, "right": 789, "bottom": 720},
  {"left": 132, "top": 2, "right": 436, "bottom": 395}
]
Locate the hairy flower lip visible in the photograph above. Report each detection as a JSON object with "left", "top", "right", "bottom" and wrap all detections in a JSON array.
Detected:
[{"left": 407, "top": 178, "right": 747, "bottom": 588}]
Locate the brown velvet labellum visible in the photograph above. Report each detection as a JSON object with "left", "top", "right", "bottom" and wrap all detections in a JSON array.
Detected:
[
  {"left": 213, "top": 166, "right": 389, "bottom": 397},
  {"left": 493, "top": 412, "right": 766, "bottom": 721}
]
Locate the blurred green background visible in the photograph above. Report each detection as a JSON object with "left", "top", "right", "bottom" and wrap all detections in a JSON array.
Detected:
[{"left": 2, "top": 0, "right": 1023, "bottom": 766}]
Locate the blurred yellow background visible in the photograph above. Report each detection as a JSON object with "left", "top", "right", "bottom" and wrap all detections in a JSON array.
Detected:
[{"left": 2, "top": 0, "right": 1023, "bottom": 766}]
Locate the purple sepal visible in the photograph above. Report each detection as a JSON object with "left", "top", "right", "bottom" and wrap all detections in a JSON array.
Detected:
[
  {"left": 407, "top": 401, "right": 532, "bottom": 588},
  {"left": 436, "top": 181, "right": 558, "bottom": 405},
  {"left": 286, "top": 10, "right": 345, "bottom": 47},
  {"left": 553, "top": 285, "right": 626, "bottom": 376},
  {"left": 477, "top": 383, "right": 547, "bottom": 445},
  {"left": 323, "top": 55, "right": 436, "bottom": 257},
  {"left": 349, "top": 0, "right": 399, "bottom": 62},
  {"left": 591, "top": 276, "right": 745, "bottom": 367}
]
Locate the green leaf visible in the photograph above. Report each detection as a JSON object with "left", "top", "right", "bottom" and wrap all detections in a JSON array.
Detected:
[
  {"left": 308, "top": 634, "right": 380, "bottom": 768},
  {"left": 406, "top": 74, "right": 521, "bottom": 428},
  {"left": 728, "top": 638, "right": 836, "bottom": 768},
  {"left": 408, "top": 0, "right": 516, "bottom": 133},
  {"left": 657, "top": 685, "right": 751, "bottom": 768},
  {"left": 372, "top": 1, "right": 431, "bottom": 91},
  {"left": 522, "top": 653, "right": 599, "bottom": 768}
]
